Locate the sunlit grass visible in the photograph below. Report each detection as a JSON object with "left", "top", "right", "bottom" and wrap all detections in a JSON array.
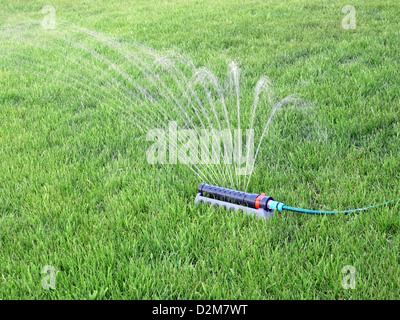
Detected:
[{"left": 0, "top": 0, "right": 399, "bottom": 299}]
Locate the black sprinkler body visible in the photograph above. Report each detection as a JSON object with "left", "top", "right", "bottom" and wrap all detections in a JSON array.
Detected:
[{"left": 195, "top": 183, "right": 279, "bottom": 221}]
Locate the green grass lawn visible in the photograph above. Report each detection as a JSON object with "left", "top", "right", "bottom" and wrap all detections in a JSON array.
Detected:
[{"left": 1, "top": 0, "right": 400, "bottom": 299}]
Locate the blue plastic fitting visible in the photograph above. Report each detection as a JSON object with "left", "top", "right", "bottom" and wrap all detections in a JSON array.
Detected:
[{"left": 267, "top": 200, "right": 285, "bottom": 211}]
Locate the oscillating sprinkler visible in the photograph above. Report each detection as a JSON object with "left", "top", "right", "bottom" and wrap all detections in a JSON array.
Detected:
[
  {"left": 195, "top": 183, "right": 283, "bottom": 221},
  {"left": 195, "top": 183, "right": 400, "bottom": 222}
]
